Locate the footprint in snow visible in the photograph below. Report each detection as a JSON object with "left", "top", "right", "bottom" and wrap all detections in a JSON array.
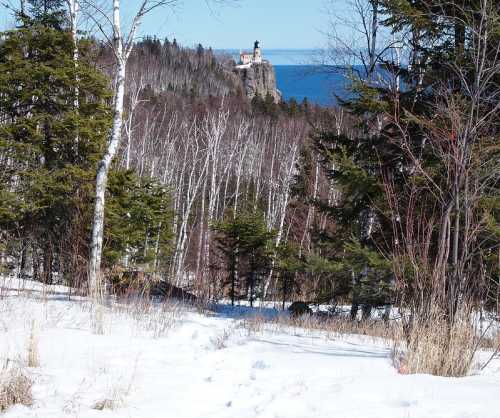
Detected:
[{"left": 252, "top": 360, "right": 268, "bottom": 370}]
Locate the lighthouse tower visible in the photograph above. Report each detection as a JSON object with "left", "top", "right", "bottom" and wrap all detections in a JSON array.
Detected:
[
  {"left": 238, "top": 41, "right": 264, "bottom": 66},
  {"left": 253, "top": 40, "right": 262, "bottom": 64}
]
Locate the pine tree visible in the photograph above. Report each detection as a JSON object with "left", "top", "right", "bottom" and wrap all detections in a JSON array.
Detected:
[
  {"left": 24, "top": 0, "right": 66, "bottom": 29},
  {"left": 310, "top": 85, "right": 396, "bottom": 318},
  {"left": 275, "top": 242, "right": 304, "bottom": 310},
  {"left": 0, "top": 6, "right": 111, "bottom": 283},
  {"left": 377, "top": 0, "right": 500, "bottom": 321},
  {"left": 214, "top": 209, "right": 275, "bottom": 306},
  {"left": 104, "top": 170, "right": 173, "bottom": 272},
  {"left": 311, "top": 0, "right": 499, "bottom": 322}
]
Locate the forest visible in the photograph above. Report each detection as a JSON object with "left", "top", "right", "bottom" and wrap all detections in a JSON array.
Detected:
[{"left": 0, "top": 0, "right": 499, "bottom": 386}]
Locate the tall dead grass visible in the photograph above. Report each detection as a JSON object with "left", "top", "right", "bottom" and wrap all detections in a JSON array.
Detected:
[
  {"left": 91, "top": 357, "right": 139, "bottom": 411},
  {"left": 26, "top": 321, "right": 39, "bottom": 368},
  {"left": 118, "top": 297, "right": 184, "bottom": 338},
  {"left": 86, "top": 296, "right": 185, "bottom": 338},
  {"left": 239, "top": 312, "right": 397, "bottom": 343},
  {"left": 0, "top": 360, "right": 33, "bottom": 412},
  {"left": 392, "top": 308, "right": 482, "bottom": 377},
  {"left": 237, "top": 307, "right": 498, "bottom": 378}
]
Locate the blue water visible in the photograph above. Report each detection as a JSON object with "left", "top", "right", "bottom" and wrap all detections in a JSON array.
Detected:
[
  {"left": 219, "top": 49, "right": 349, "bottom": 107},
  {"left": 274, "top": 65, "right": 350, "bottom": 107}
]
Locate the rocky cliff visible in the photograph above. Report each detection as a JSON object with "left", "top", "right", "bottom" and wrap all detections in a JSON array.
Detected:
[{"left": 234, "top": 62, "right": 282, "bottom": 103}]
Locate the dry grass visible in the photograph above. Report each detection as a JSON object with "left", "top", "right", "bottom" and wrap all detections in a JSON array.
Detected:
[
  {"left": 236, "top": 308, "right": 499, "bottom": 378},
  {"left": 126, "top": 298, "right": 184, "bottom": 339},
  {"left": 87, "top": 297, "right": 184, "bottom": 338},
  {"left": 283, "top": 314, "right": 397, "bottom": 341},
  {"left": 92, "top": 385, "right": 126, "bottom": 412},
  {"left": 91, "top": 359, "right": 138, "bottom": 411},
  {"left": 0, "top": 360, "right": 33, "bottom": 413},
  {"left": 239, "top": 314, "right": 266, "bottom": 336},
  {"left": 210, "top": 326, "right": 235, "bottom": 349},
  {"left": 494, "top": 331, "right": 500, "bottom": 351},
  {"left": 26, "top": 321, "right": 39, "bottom": 368},
  {"left": 392, "top": 308, "right": 480, "bottom": 377},
  {"left": 91, "top": 304, "right": 106, "bottom": 335},
  {"left": 239, "top": 312, "right": 397, "bottom": 343}
]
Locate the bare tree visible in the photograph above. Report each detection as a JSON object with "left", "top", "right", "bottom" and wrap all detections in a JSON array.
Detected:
[
  {"left": 384, "top": 0, "right": 500, "bottom": 325},
  {"left": 66, "top": 0, "right": 80, "bottom": 131},
  {"left": 86, "top": 0, "right": 178, "bottom": 301}
]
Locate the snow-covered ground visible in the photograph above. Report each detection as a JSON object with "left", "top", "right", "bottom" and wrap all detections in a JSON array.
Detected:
[{"left": 1, "top": 277, "right": 499, "bottom": 418}]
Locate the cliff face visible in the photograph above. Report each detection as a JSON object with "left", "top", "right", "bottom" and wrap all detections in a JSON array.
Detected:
[{"left": 234, "top": 62, "right": 282, "bottom": 102}]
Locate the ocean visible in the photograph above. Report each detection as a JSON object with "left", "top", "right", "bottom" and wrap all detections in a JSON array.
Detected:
[
  {"left": 274, "top": 65, "right": 350, "bottom": 107},
  {"left": 221, "top": 49, "right": 350, "bottom": 107}
]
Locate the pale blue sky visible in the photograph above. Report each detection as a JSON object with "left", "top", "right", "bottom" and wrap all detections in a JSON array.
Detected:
[
  {"left": 0, "top": 0, "right": 344, "bottom": 49},
  {"left": 138, "top": 0, "right": 331, "bottom": 49}
]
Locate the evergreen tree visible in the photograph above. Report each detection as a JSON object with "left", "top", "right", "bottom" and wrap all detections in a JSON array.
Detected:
[
  {"left": 263, "top": 92, "right": 278, "bottom": 118},
  {"left": 196, "top": 43, "right": 204, "bottom": 57},
  {"left": 251, "top": 93, "right": 265, "bottom": 114},
  {"left": 275, "top": 242, "right": 304, "bottom": 310},
  {"left": 214, "top": 209, "right": 275, "bottom": 306},
  {"left": 25, "top": 0, "right": 66, "bottom": 29},
  {"left": 0, "top": 10, "right": 111, "bottom": 283},
  {"left": 311, "top": 121, "right": 395, "bottom": 318},
  {"left": 288, "top": 98, "right": 299, "bottom": 116},
  {"left": 311, "top": 0, "right": 499, "bottom": 322},
  {"left": 104, "top": 170, "right": 174, "bottom": 273},
  {"left": 300, "top": 97, "right": 310, "bottom": 114}
]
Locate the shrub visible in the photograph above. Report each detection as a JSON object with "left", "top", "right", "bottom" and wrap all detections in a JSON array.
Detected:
[
  {"left": 210, "top": 326, "right": 234, "bottom": 349},
  {"left": 0, "top": 361, "right": 33, "bottom": 412},
  {"left": 392, "top": 308, "right": 478, "bottom": 377}
]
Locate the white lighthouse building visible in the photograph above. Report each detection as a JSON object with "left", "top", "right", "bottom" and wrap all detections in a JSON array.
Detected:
[{"left": 239, "top": 41, "right": 263, "bottom": 66}]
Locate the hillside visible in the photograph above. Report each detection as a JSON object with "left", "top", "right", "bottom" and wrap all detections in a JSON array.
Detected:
[
  {"left": 97, "top": 37, "right": 245, "bottom": 99},
  {"left": 100, "top": 38, "right": 282, "bottom": 103}
]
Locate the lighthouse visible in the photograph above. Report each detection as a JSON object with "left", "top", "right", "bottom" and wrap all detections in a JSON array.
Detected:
[
  {"left": 239, "top": 41, "right": 264, "bottom": 65},
  {"left": 253, "top": 40, "right": 262, "bottom": 64}
]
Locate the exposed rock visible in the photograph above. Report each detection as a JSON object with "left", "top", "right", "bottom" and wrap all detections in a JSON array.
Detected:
[
  {"left": 234, "top": 62, "right": 281, "bottom": 103},
  {"left": 288, "top": 301, "right": 312, "bottom": 317},
  {"left": 149, "top": 281, "right": 197, "bottom": 303},
  {"left": 110, "top": 269, "right": 196, "bottom": 303}
]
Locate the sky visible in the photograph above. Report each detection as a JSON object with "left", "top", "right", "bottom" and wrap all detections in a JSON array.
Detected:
[
  {"left": 0, "top": 0, "right": 343, "bottom": 50},
  {"left": 137, "top": 0, "right": 331, "bottom": 50}
]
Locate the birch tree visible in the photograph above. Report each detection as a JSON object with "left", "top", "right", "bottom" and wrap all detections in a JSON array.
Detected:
[
  {"left": 86, "top": 0, "right": 177, "bottom": 301},
  {"left": 262, "top": 122, "right": 302, "bottom": 298},
  {"left": 66, "top": 0, "right": 79, "bottom": 126},
  {"left": 201, "top": 109, "right": 231, "bottom": 293}
]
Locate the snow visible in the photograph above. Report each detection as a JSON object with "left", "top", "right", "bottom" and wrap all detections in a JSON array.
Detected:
[{"left": 1, "top": 277, "right": 500, "bottom": 418}]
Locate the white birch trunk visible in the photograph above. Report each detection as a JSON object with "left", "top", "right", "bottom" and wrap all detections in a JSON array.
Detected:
[
  {"left": 88, "top": 0, "right": 144, "bottom": 300},
  {"left": 88, "top": 55, "right": 126, "bottom": 300},
  {"left": 262, "top": 139, "right": 300, "bottom": 299}
]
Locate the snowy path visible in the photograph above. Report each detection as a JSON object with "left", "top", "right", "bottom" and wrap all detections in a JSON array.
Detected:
[{"left": 0, "top": 283, "right": 499, "bottom": 418}]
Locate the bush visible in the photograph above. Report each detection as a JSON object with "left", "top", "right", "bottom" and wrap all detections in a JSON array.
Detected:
[
  {"left": 392, "top": 308, "right": 478, "bottom": 377},
  {"left": 0, "top": 361, "right": 33, "bottom": 412}
]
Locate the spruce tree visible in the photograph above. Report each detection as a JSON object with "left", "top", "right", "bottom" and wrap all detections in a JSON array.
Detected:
[
  {"left": 104, "top": 170, "right": 173, "bottom": 273},
  {"left": 275, "top": 242, "right": 304, "bottom": 310},
  {"left": 0, "top": 6, "right": 111, "bottom": 283},
  {"left": 214, "top": 209, "right": 275, "bottom": 306},
  {"left": 311, "top": 0, "right": 499, "bottom": 322}
]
